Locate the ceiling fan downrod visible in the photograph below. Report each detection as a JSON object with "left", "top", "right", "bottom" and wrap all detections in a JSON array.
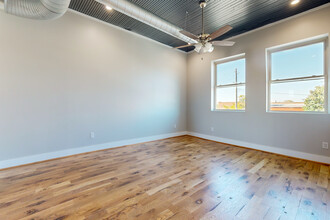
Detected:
[{"left": 199, "top": 0, "right": 207, "bottom": 35}]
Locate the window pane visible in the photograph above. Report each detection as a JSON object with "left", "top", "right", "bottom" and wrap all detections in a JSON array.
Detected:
[
  {"left": 270, "top": 79, "right": 324, "bottom": 112},
  {"left": 271, "top": 42, "right": 324, "bottom": 80},
  {"left": 217, "top": 58, "right": 245, "bottom": 85},
  {"left": 216, "top": 86, "right": 245, "bottom": 110},
  {"left": 216, "top": 87, "right": 236, "bottom": 110}
]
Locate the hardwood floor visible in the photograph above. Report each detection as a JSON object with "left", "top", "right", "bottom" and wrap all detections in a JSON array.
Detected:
[{"left": 0, "top": 135, "right": 329, "bottom": 220}]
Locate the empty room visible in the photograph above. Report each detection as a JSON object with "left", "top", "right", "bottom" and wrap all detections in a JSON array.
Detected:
[{"left": 0, "top": 0, "right": 329, "bottom": 219}]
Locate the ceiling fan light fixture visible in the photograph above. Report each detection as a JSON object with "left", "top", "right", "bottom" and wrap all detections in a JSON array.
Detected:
[
  {"left": 195, "top": 42, "right": 214, "bottom": 54},
  {"left": 204, "top": 42, "right": 214, "bottom": 53},
  {"left": 200, "top": 47, "right": 207, "bottom": 54},
  {"left": 194, "top": 43, "right": 202, "bottom": 53}
]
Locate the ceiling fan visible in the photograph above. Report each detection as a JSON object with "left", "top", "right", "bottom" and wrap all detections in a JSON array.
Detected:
[{"left": 176, "top": 0, "right": 235, "bottom": 53}]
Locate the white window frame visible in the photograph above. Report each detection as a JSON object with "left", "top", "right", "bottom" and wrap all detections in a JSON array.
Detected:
[
  {"left": 266, "top": 34, "right": 329, "bottom": 114},
  {"left": 211, "top": 53, "right": 246, "bottom": 112}
]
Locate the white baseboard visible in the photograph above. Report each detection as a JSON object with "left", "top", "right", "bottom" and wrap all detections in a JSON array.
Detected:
[
  {"left": 188, "top": 132, "right": 330, "bottom": 164},
  {"left": 0, "top": 131, "right": 188, "bottom": 169},
  {"left": 2, "top": 131, "right": 328, "bottom": 169}
]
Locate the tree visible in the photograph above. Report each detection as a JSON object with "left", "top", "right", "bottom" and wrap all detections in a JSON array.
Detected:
[
  {"left": 224, "top": 103, "right": 235, "bottom": 109},
  {"left": 223, "top": 95, "right": 245, "bottom": 110},
  {"left": 237, "top": 95, "right": 245, "bottom": 110},
  {"left": 303, "top": 85, "right": 324, "bottom": 112}
]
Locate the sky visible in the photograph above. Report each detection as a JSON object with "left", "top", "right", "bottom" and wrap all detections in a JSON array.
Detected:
[{"left": 216, "top": 42, "right": 324, "bottom": 103}]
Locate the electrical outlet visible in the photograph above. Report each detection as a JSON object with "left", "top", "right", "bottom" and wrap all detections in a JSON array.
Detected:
[
  {"left": 90, "top": 132, "right": 95, "bottom": 139},
  {"left": 211, "top": 127, "right": 214, "bottom": 132},
  {"left": 174, "top": 124, "right": 177, "bottom": 129},
  {"left": 322, "top": 142, "right": 328, "bottom": 149}
]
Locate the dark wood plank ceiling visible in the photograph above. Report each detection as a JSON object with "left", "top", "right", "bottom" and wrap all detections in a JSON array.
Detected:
[{"left": 69, "top": 0, "right": 330, "bottom": 52}]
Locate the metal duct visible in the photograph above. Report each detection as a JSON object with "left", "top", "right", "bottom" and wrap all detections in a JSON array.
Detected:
[
  {"left": 95, "top": 0, "right": 197, "bottom": 45},
  {"left": 3, "top": 0, "right": 71, "bottom": 20}
]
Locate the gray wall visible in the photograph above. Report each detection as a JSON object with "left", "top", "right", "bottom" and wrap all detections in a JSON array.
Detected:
[
  {"left": 1, "top": 5, "right": 330, "bottom": 162},
  {"left": 0, "top": 10, "right": 187, "bottom": 160},
  {"left": 187, "top": 5, "right": 330, "bottom": 157}
]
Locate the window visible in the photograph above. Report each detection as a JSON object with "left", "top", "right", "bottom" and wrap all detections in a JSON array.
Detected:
[
  {"left": 212, "top": 54, "right": 246, "bottom": 111},
  {"left": 267, "top": 36, "right": 328, "bottom": 113}
]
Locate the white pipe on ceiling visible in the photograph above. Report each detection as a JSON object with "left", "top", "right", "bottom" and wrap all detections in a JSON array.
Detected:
[
  {"left": 95, "top": 0, "right": 197, "bottom": 44},
  {"left": 2, "top": 0, "right": 71, "bottom": 20},
  {"left": 0, "top": 0, "right": 4, "bottom": 10}
]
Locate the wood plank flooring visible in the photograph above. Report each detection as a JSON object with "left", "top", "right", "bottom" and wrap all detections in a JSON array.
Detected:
[{"left": 0, "top": 135, "right": 329, "bottom": 220}]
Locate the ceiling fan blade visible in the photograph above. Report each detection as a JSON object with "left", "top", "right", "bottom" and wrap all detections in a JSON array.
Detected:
[
  {"left": 208, "top": 25, "right": 233, "bottom": 40},
  {"left": 211, "top": 41, "right": 235, "bottom": 46},
  {"left": 175, "top": 44, "right": 195, "bottom": 49},
  {"left": 179, "top": 30, "right": 199, "bottom": 40}
]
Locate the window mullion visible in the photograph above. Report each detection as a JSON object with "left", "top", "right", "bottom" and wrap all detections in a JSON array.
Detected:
[
  {"left": 216, "top": 82, "right": 245, "bottom": 88},
  {"left": 271, "top": 75, "right": 324, "bottom": 84}
]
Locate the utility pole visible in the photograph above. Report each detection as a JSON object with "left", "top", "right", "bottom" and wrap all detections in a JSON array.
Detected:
[{"left": 235, "top": 68, "right": 238, "bottom": 109}]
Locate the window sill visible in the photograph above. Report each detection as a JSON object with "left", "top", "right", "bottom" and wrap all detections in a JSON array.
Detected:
[
  {"left": 211, "top": 109, "right": 245, "bottom": 113},
  {"left": 266, "top": 110, "right": 327, "bottom": 114}
]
